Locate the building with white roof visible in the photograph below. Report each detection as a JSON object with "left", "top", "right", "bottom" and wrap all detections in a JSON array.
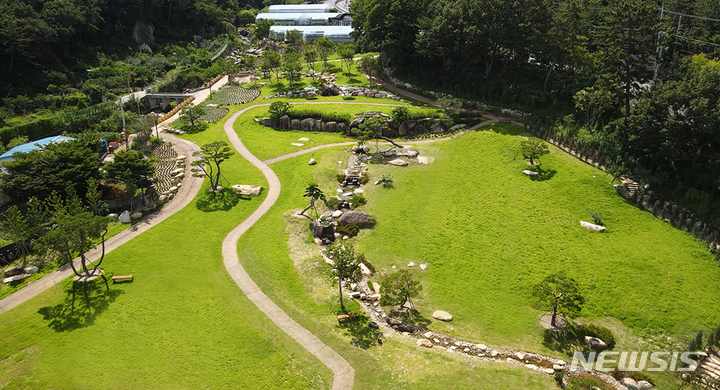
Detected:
[
  {"left": 269, "top": 26, "right": 354, "bottom": 43},
  {"left": 268, "top": 4, "right": 334, "bottom": 13},
  {"left": 256, "top": 12, "right": 349, "bottom": 26}
]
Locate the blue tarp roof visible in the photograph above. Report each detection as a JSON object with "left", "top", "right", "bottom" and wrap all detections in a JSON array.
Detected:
[{"left": 0, "top": 135, "right": 75, "bottom": 160}]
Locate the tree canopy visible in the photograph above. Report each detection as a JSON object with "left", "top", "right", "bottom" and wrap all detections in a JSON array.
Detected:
[{"left": 1, "top": 137, "right": 100, "bottom": 202}]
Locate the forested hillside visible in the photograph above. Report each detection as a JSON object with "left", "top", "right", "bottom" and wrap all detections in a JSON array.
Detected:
[
  {"left": 353, "top": 0, "right": 720, "bottom": 225},
  {"left": 0, "top": 0, "right": 260, "bottom": 99}
]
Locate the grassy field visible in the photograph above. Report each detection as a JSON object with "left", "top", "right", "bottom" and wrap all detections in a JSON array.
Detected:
[
  {"left": 234, "top": 146, "right": 557, "bottom": 389},
  {"left": 232, "top": 118, "right": 720, "bottom": 388},
  {"left": 233, "top": 103, "right": 430, "bottom": 161},
  {"left": 356, "top": 123, "right": 720, "bottom": 385},
  {"left": 0, "top": 97, "right": 557, "bottom": 390},
  {"left": 0, "top": 113, "right": 333, "bottom": 389},
  {"left": 0, "top": 219, "right": 142, "bottom": 300}
]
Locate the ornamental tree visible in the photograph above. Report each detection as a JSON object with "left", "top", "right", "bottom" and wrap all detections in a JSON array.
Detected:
[{"left": 531, "top": 272, "right": 585, "bottom": 327}]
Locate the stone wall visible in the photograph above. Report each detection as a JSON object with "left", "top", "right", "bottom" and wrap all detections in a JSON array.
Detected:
[{"left": 259, "top": 115, "right": 347, "bottom": 133}]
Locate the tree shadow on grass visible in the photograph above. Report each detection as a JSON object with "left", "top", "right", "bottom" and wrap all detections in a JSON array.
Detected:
[
  {"left": 542, "top": 324, "right": 594, "bottom": 358},
  {"left": 529, "top": 167, "right": 557, "bottom": 182},
  {"left": 37, "top": 279, "right": 123, "bottom": 332},
  {"left": 195, "top": 188, "right": 241, "bottom": 212},
  {"left": 336, "top": 313, "right": 383, "bottom": 349},
  {"left": 388, "top": 309, "right": 432, "bottom": 330}
]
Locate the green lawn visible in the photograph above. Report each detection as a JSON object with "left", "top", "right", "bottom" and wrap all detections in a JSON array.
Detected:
[
  {"left": 234, "top": 146, "right": 557, "bottom": 389},
  {"left": 233, "top": 103, "right": 447, "bottom": 162},
  {"left": 0, "top": 219, "right": 142, "bottom": 300},
  {"left": 356, "top": 123, "right": 720, "bottom": 385},
  {"left": 233, "top": 119, "right": 719, "bottom": 388},
  {"left": 0, "top": 114, "right": 332, "bottom": 389}
]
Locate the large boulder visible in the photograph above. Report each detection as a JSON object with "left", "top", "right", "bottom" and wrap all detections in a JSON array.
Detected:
[
  {"left": 338, "top": 211, "right": 374, "bottom": 228},
  {"left": 620, "top": 377, "right": 638, "bottom": 389},
  {"left": 580, "top": 221, "right": 606, "bottom": 232},
  {"left": 385, "top": 149, "right": 419, "bottom": 158},
  {"left": 417, "top": 339, "right": 433, "bottom": 348},
  {"left": 398, "top": 122, "right": 408, "bottom": 136},
  {"left": 381, "top": 126, "right": 397, "bottom": 138},
  {"left": 584, "top": 336, "right": 608, "bottom": 350},
  {"left": 290, "top": 119, "right": 301, "bottom": 130},
  {"left": 118, "top": 210, "right": 132, "bottom": 223},
  {"left": 637, "top": 380, "right": 654, "bottom": 390},
  {"left": 325, "top": 121, "right": 337, "bottom": 132},
  {"left": 131, "top": 212, "right": 143, "bottom": 220},
  {"left": 413, "top": 125, "right": 429, "bottom": 134},
  {"left": 261, "top": 117, "right": 272, "bottom": 127},
  {"left": 279, "top": 115, "right": 290, "bottom": 129},
  {"left": 432, "top": 310, "right": 453, "bottom": 322},
  {"left": 231, "top": 185, "right": 264, "bottom": 196},
  {"left": 4, "top": 266, "right": 24, "bottom": 277},
  {"left": 388, "top": 159, "right": 409, "bottom": 166},
  {"left": 337, "top": 123, "right": 346, "bottom": 134},
  {"left": 431, "top": 123, "right": 445, "bottom": 133},
  {"left": 348, "top": 117, "right": 365, "bottom": 132},
  {"left": 301, "top": 118, "right": 317, "bottom": 131}
]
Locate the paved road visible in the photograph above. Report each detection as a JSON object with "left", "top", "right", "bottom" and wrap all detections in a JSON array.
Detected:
[{"left": 0, "top": 77, "right": 230, "bottom": 315}]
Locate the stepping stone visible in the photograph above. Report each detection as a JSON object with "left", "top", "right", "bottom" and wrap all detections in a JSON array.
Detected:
[
  {"left": 291, "top": 143, "right": 304, "bottom": 147},
  {"left": 522, "top": 169, "right": 538, "bottom": 176},
  {"left": 298, "top": 137, "right": 310, "bottom": 141}
]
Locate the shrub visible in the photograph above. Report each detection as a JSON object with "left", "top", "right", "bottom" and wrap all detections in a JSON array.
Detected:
[
  {"left": 336, "top": 172, "right": 346, "bottom": 183},
  {"left": 629, "top": 371, "right": 654, "bottom": 385},
  {"left": 576, "top": 323, "right": 615, "bottom": 349},
  {"left": 591, "top": 212, "right": 604, "bottom": 226},
  {"left": 391, "top": 106, "right": 411, "bottom": 124},
  {"left": 360, "top": 175, "right": 369, "bottom": 185},
  {"left": 336, "top": 223, "right": 359, "bottom": 237},
  {"left": 98, "top": 203, "right": 110, "bottom": 216},
  {"left": 287, "top": 108, "right": 351, "bottom": 125},
  {"left": 325, "top": 197, "right": 340, "bottom": 209},
  {"left": 359, "top": 253, "right": 376, "bottom": 273},
  {"left": 566, "top": 376, "right": 610, "bottom": 390},
  {"left": 269, "top": 101, "right": 292, "bottom": 119},
  {"left": 349, "top": 194, "right": 366, "bottom": 208}
]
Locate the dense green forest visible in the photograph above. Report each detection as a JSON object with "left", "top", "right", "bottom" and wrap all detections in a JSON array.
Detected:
[
  {"left": 0, "top": 0, "right": 262, "bottom": 105},
  {"left": 353, "top": 0, "right": 720, "bottom": 224}
]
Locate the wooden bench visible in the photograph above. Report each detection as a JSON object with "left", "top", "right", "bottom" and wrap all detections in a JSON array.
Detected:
[
  {"left": 112, "top": 274, "right": 134, "bottom": 283},
  {"left": 337, "top": 312, "right": 359, "bottom": 321}
]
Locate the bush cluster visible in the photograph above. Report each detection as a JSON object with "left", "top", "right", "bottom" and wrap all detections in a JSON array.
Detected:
[
  {"left": 349, "top": 194, "right": 367, "bottom": 208},
  {"left": 336, "top": 223, "right": 359, "bottom": 237},
  {"left": 576, "top": 323, "right": 615, "bottom": 349},
  {"left": 287, "top": 108, "right": 352, "bottom": 125}
]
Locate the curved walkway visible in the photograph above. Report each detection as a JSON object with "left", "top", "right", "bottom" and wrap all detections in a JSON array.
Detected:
[
  {"left": 0, "top": 133, "right": 203, "bottom": 315},
  {"left": 0, "top": 76, "right": 231, "bottom": 315},
  {"left": 221, "top": 106, "right": 355, "bottom": 390},
  {"left": 219, "top": 101, "right": 518, "bottom": 390}
]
